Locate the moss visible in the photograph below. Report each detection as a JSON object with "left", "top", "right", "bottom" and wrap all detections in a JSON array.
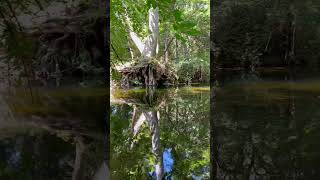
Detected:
[
  {"left": 111, "top": 87, "right": 210, "bottom": 108},
  {"left": 112, "top": 88, "right": 147, "bottom": 99},
  {"left": 187, "top": 87, "right": 210, "bottom": 93}
]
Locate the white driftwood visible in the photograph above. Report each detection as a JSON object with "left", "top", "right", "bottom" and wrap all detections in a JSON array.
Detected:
[
  {"left": 142, "top": 7, "right": 159, "bottom": 58},
  {"left": 124, "top": 7, "right": 159, "bottom": 59}
]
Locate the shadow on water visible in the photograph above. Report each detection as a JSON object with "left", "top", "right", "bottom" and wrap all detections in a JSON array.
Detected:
[
  {"left": 110, "top": 86, "right": 210, "bottom": 179},
  {"left": 0, "top": 80, "right": 108, "bottom": 180},
  {"left": 211, "top": 69, "right": 320, "bottom": 180}
]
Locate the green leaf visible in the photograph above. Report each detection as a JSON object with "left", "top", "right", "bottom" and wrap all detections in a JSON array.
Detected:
[
  {"left": 173, "top": 9, "right": 183, "bottom": 22},
  {"left": 184, "top": 28, "right": 201, "bottom": 36},
  {"left": 177, "top": 21, "right": 197, "bottom": 29},
  {"left": 146, "top": 0, "right": 156, "bottom": 8},
  {"left": 175, "top": 33, "right": 187, "bottom": 43}
]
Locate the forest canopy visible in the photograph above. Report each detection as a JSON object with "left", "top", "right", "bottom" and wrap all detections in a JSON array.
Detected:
[{"left": 213, "top": 0, "right": 320, "bottom": 72}]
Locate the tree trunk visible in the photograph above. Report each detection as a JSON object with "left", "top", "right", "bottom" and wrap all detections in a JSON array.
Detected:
[
  {"left": 175, "top": 38, "right": 178, "bottom": 62},
  {"left": 148, "top": 65, "right": 156, "bottom": 86},
  {"left": 164, "top": 31, "right": 170, "bottom": 63},
  {"left": 290, "top": 13, "right": 296, "bottom": 63},
  {"left": 55, "top": 59, "right": 61, "bottom": 87},
  {"left": 124, "top": 7, "right": 159, "bottom": 59},
  {"left": 142, "top": 8, "right": 159, "bottom": 59},
  {"left": 0, "top": 95, "right": 14, "bottom": 121}
]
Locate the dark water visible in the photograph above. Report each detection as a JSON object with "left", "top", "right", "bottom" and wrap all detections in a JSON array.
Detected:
[
  {"left": 3, "top": 70, "right": 320, "bottom": 179},
  {"left": 111, "top": 70, "right": 320, "bottom": 180},
  {"left": 0, "top": 84, "right": 107, "bottom": 180},
  {"left": 213, "top": 70, "right": 320, "bottom": 180},
  {"left": 110, "top": 87, "right": 210, "bottom": 179}
]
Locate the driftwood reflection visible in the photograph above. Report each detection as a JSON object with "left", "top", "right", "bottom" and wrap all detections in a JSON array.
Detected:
[
  {"left": 111, "top": 86, "right": 210, "bottom": 178},
  {"left": 131, "top": 88, "right": 164, "bottom": 179},
  {"left": 112, "top": 87, "right": 171, "bottom": 179},
  {"left": 0, "top": 89, "right": 106, "bottom": 180}
]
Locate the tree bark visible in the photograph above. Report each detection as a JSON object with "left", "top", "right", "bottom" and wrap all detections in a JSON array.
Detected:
[
  {"left": 124, "top": 6, "right": 159, "bottom": 59},
  {"left": 290, "top": 13, "right": 296, "bottom": 62},
  {"left": 175, "top": 38, "right": 178, "bottom": 61},
  {"left": 164, "top": 28, "right": 170, "bottom": 63},
  {"left": 142, "top": 7, "right": 159, "bottom": 59}
]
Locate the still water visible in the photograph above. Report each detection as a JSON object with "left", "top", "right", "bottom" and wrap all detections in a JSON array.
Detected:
[
  {"left": 110, "top": 87, "right": 210, "bottom": 179},
  {"left": 2, "top": 70, "right": 320, "bottom": 179},
  {"left": 0, "top": 82, "right": 107, "bottom": 180},
  {"left": 111, "top": 69, "right": 320, "bottom": 180},
  {"left": 213, "top": 70, "right": 320, "bottom": 180}
]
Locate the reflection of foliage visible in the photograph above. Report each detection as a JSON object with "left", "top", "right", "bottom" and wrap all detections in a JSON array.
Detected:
[
  {"left": 0, "top": 86, "right": 106, "bottom": 180},
  {"left": 111, "top": 87, "right": 210, "bottom": 179},
  {"left": 0, "top": 131, "right": 104, "bottom": 180},
  {"left": 80, "top": 140, "right": 105, "bottom": 179},
  {"left": 0, "top": 132, "right": 74, "bottom": 180},
  {"left": 110, "top": 104, "right": 153, "bottom": 179},
  {"left": 161, "top": 88, "right": 210, "bottom": 178},
  {"left": 214, "top": 80, "right": 320, "bottom": 179}
]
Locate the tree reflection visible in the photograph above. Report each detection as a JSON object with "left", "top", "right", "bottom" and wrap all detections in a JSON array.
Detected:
[
  {"left": 115, "top": 87, "right": 164, "bottom": 179},
  {"left": 211, "top": 78, "right": 320, "bottom": 179},
  {"left": 111, "top": 87, "right": 210, "bottom": 179},
  {"left": 0, "top": 87, "right": 106, "bottom": 180}
]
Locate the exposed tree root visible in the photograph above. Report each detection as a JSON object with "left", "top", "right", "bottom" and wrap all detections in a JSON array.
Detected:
[{"left": 118, "top": 60, "right": 176, "bottom": 88}]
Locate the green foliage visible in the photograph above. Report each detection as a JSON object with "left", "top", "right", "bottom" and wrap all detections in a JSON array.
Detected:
[
  {"left": 214, "top": 0, "right": 320, "bottom": 70},
  {"left": 111, "top": 0, "right": 210, "bottom": 85},
  {"left": 2, "top": 24, "right": 36, "bottom": 61},
  {"left": 175, "top": 57, "right": 209, "bottom": 83}
]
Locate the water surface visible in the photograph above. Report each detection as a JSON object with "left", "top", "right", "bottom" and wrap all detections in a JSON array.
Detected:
[
  {"left": 0, "top": 82, "right": 107, "bottom": 180},
  {"left": 213, "top": 71, "right": 320, "bottom": 179},
  {"left": 110, "top": 87, "right": 210, "bottom": 179}
]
